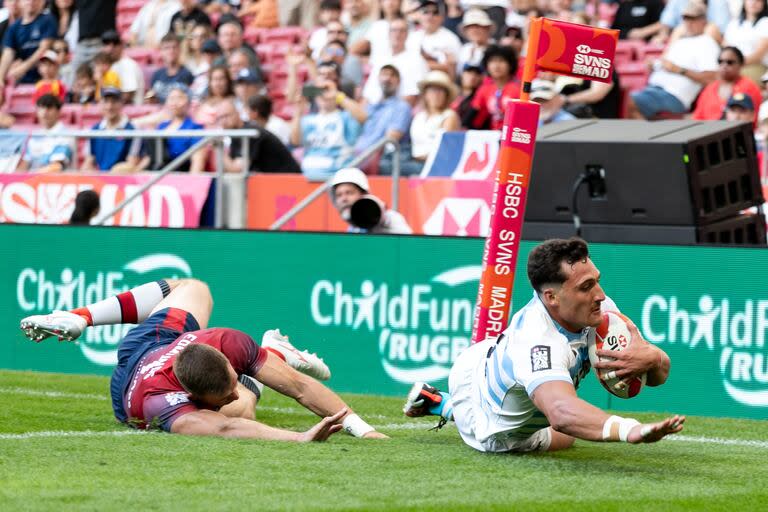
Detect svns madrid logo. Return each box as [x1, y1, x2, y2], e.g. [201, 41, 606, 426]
[310, 266, 481, 383]
[16, 254, 192, 366]
[572, 44, 611, 79]
[642, 295, 768, 407]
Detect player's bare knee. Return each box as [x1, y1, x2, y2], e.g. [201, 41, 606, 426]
[177, 279, 213, 308]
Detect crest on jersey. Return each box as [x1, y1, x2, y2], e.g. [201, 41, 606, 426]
[164, 392, 189, 406]
[530, 345, 552, 372]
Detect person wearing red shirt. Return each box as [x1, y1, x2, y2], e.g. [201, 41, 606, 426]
[462, 45, 521, 130]
[20, 278, 387, 442]
[692, 46, 762, 125]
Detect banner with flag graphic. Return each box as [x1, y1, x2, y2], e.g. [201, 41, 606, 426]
[420, 131, 501, 180]
[533, 18, 619, 84]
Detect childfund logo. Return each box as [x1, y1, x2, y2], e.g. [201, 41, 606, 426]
[310, 266, 481, 383]
[642, 295, 768, 407]
[16, 254, 192, 366]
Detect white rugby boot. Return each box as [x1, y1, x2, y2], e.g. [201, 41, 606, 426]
[20, 311, 88, 343]
[261, 329, 331, 381]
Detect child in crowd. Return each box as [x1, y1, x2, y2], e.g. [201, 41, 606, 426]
[92, 52, 121, 101]
[33, 50, 67, 104]
[66, 64, 97, 104]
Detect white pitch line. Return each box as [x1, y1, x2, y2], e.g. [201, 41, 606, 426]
[668, 434, 768, 449]
[0, 387, 108, 401]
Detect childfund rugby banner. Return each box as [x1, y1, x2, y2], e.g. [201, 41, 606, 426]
[1, 224, 768, 420]
[0, 173, 212, 227]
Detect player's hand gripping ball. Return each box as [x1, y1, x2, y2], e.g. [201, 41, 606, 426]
[588, 311, 647, 399]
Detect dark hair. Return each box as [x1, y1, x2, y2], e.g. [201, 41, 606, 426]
[161, 32, 180, 45]
[721, 46, 745, 65]
[53, 37, 69, 52]
[92, 51, 113, 65]
[247, 94, 272, 118]
[320, 0, 342, 10]
[217, 16, 243, 33]
[207, 65, 234, 98]
[49, 0, 75, 24]
[527, 237, 589, 292]
[69, 190, 100, 224]
[325, 38, 347, 51]
[75, 63, 94, 80]
[317, 60, 341, 78]
[36, 93, 62, 109]
[173, 344, 232, 398]
[740, 0, 768, 26]
[380, 63, 401, 79]
[482, 45, 519, 77]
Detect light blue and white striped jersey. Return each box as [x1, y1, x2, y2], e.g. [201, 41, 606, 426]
[473, 292, 618, 443]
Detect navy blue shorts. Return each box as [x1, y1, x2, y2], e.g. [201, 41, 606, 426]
[109, 307, 200, 422]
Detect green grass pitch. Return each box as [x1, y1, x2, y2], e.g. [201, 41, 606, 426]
[1, 369, 767, 511]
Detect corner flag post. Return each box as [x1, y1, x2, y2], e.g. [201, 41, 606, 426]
[471, 18, 619, 343]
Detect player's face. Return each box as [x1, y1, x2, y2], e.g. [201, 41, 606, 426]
[550, 258, 605, 331]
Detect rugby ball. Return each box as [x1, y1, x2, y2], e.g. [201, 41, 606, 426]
[588, 311, 646, 399]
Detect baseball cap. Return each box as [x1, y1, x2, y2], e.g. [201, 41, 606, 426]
[236, 68, 261, 84]
[201, 38, 221, 54]
[413, 0, 439, 12]
[460, 9, 493, 30]
[681, 0, 706, 18]
[101, 86, 122, 99]
[529, 79, 558, 102]
[101, 29, 122, 44]
[727, 93, 755, 111]
[39, 50, 59, 62]
[462, 63, 483, 73]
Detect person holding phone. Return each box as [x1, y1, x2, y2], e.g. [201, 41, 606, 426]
[290, 73, 367, 181]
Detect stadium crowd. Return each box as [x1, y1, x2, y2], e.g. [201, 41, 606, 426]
[1, 0, 767, 177]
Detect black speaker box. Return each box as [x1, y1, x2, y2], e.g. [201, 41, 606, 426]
[526, 120, 763, 227]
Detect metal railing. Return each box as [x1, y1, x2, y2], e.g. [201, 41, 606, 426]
[270, 137, 401, 231]
[13, 128, 259, 228]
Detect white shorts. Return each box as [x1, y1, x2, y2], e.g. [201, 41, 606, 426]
[448, 339, 551, 453]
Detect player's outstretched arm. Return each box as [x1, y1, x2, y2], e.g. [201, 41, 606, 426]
[170, 408, 346, 442]
[594, 320, 671, 386]
[254, 352, 388, 439]
[532, 381, 684, 443]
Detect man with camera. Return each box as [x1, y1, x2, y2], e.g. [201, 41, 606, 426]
[330, 167, 412, 235]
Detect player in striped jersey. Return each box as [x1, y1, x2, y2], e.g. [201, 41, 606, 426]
[404, 238, 684, 452]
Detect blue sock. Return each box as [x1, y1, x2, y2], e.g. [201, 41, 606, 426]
[428, 392, 454, 420]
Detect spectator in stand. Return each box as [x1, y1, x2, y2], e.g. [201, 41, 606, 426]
[0, 0, 56, 89]
[82, 87, 147, 173]
[280, 0, 320, 31]
[50, 0, 77, 51]
[291, 77, 367, 181]
[350, 0, 405, 61]
[362, 17, 428, 105]
[451, 63, 484, 122]
[724, 93, 757, 122]
[239, 0, 279, 29]
[309, 1, 344, 60]
[91, 51, 120, 101]
[194, 65, 235, 127]
[17, 94, 74, 173]
[216, 98, 300, 173]
[318, 40, 363, 95]
[343, 0, 374, 46]
[693, 47, 762, 124]
[627, 2, 719, 119]
[405, 70, 459, 175]
[463, 0, 507, 40]
[355, 64, 412, 175]
[611, 0, 665, 41]
[200, 0, 239, 16]
[183, 23, 213, 81]
[33, 49, 66, 103]
[498, 22, 525, 57]
[529, 79, 576, 125]
[654, 0, 729, 43]
[0, 0, 21, 46]
[247, 94, 291, 146]
[443, 0, 464, 38]
[457, 9, 494, 75]
[155, 85, 207, 173]
[462, 45, 520, 130]
[552, 71, 622, 119]
[170, 0, 212, 40]
[52, 38, 73, 87]
[723, 0, 768, 84]
[73, 0, 116, 73]
[66, 63, 96, 104]
[149, 33, 194, 104]
[213, 19, 261, 80]
[411, 0, 462, 79]
[101, 30, 144, 106]
[227, 47, 258, 83]
[69, 190, 100, 224]
[233, 68, 265, 120]
[129, 0, 182, 49]
[190, 38, 221, 99]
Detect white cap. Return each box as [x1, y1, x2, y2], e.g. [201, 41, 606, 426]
[530, 79, 558, 101]
[330, 167, 369, 192]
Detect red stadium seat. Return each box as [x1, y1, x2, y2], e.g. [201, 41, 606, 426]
[244, 26, 262, 46]
[636, 42, 666, 63]
[117, 15, 134, 37]
[261, 27, 307, 45]
[125, 47, 155, 66]
[78, 105, 103, 127]
[141, 64, 161, 90]
[7, 84, 36, 109]
[124, 104, 160, 118]
[61, 104, 83, 125]
[8, 105, 37, 124]
[617, 61, 649, 92]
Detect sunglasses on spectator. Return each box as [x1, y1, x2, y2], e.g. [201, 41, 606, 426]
[422, 9, 440, 16]
[718, 59, 738, 65]
[682, 15, 702, 20]
[323, 47, 345, 57]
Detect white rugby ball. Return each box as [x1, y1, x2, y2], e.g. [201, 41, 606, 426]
[588, 311, 646, 399]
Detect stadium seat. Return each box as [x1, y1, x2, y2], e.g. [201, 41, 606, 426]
[124, 104, 160, 118]
[244, 26, 262, 46]
[60, 104, 83, 125]
[78, 105, 103, 128]
[636, 42, 666, 62]
[117, 15, 134, 37]
[616, 61, 649, 92]
[6, 84, 36, 109]
[125, 47, 155, 66]
[261, 27, 307, 45]
[141, 64, 161, 89]
[8, 105, 37, 124]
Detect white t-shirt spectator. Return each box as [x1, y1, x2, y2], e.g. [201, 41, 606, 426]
[266, 115, 291, 146]
[362, 48, 429, 104]
[457, 43, 488, 74]
[364, 19, 420, 63]
[22, 122, 76, 170]
[648, 33, 720, 108]
[410, 109, 452, 159]
[111, 56, 146, 105]
[308, 27, 327, 60]
[129, 0, 181, 48]
[410, 27, 462, 66]
[724, 17, 768, 66]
